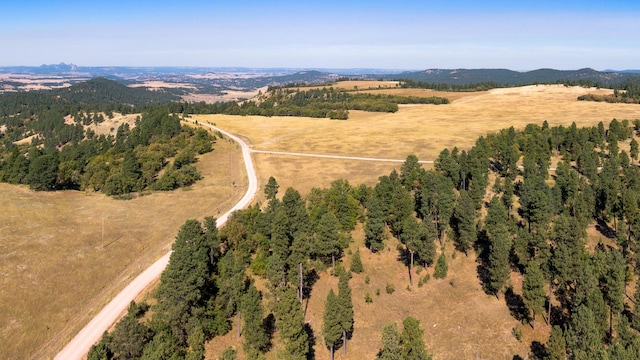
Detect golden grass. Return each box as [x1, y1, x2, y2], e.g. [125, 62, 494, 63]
[1, 137, 245, 359]
[195, 85, 640, 164]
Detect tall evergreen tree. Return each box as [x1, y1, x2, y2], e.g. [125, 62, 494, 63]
[522, 262, 547, 327]
[453, 190, 476, 255]
[264, 176, 279, 201]
[337, 270, 354, 355]
[242, 283, 269, 359]
[315, 211, 342, 268]
[417, 171, 455, 243]
[400, 317, 431, 360]
[546, 325, 567, 360]
[153, 219, 210, 346]
[365, 195, 387, 252]
[377, 323, 402, 360]
[322, 289, 342, 360]
[274, 286, 309, 360]
[350, 248, 364, 274]
[487, 221, 511, 298]
[565, 305, 605, 359]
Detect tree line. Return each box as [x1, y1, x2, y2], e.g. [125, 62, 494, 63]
[0, 108, 215, 196]
[165, 87, 448, 120]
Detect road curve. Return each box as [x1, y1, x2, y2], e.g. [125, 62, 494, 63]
[54, 123, 258, 360]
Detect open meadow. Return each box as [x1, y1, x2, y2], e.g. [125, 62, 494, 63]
[0, 136, 245, 359]
[197, 85, 640, 162]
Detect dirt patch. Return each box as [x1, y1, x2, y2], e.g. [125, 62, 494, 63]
[182, 86, 269, 103]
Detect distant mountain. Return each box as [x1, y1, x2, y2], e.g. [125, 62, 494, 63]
[388, 68, 639, 86]
[2, 64, 640, 92]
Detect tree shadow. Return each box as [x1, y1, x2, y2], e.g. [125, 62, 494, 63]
[304, 323, 316, 360]
[595, 218, 616, 239]
[263, 313, 276, 350]
[505, 286, 527, 321]
[303, 269, 320, 300]
[474, 229, 493, 295]
[530, 341, 547, 359]
[396, 244, 410, 267]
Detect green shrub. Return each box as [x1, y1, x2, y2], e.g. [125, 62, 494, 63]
[365, 293, 373, 303]
[434, 253, 448, 279]
[385, 283, 395, 294]
[350, 249, 364, 273]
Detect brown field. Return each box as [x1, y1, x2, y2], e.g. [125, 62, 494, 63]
[0, 137, 245, 359]
[195, 84, 640, 164]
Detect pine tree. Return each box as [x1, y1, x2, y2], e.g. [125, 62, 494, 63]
[322, 289, 342, 360]
[242, 283, 269, 358]
[522, 262, 547, 328]
[565, 305, 605, 359]
[315, 212, 342, 268]
[337, 270, 354, 355]
[434, 252, 448, 279]
[417, 171, 455, 243]
[632, 279, 640, 331]
[153, 219, 210, 345]
[630, 138, 638, 164]
[264, 176, 279, 200]
[487, 221, 511, 298]
[453, 190, 476, 255]
[350, 249, 364, 273]
[274, 286, 309, 360]
[377, 323, 402, 360]
[400, 317, 431, 360]
[399, 216, 422, 285]
[365, 195, 386, 252]
[604, 249, 626, 339]
[546, 325, 566, 360]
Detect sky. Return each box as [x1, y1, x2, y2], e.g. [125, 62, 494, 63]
[1, 0, 639, 70]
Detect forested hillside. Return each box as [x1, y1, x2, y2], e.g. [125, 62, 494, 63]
[0, 78, 217, 196]
[91, 118, 640, 359]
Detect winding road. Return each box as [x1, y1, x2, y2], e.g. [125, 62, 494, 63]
[54, 123, 258, 360]
[54, 120, 426, 359]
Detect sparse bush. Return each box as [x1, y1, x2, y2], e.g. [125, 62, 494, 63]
[365, 293, 373, 303]
[365, 275, 370, 284]
[386, 283, 395, 294]
[376, 288, 380, 296]
[418, 273, 430, 287]
[512, 325, 523, 342]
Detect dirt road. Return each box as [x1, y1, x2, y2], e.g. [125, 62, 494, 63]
[54, 123, 258, 360]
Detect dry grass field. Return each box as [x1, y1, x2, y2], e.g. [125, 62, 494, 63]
[0, 136, 245, 359]
[195, 85, 640, 164]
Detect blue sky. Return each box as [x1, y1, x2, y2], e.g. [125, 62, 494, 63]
[1, 0, 639, 70]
